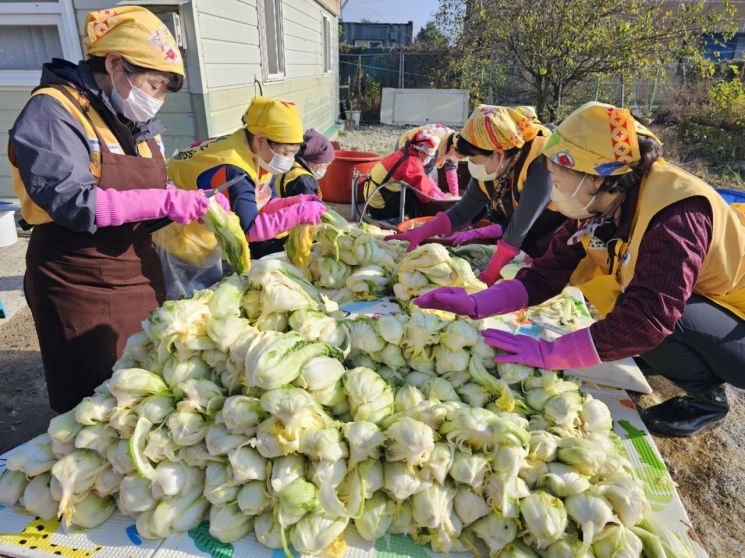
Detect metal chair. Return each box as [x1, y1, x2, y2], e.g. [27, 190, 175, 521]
[350, 169, 443, 227]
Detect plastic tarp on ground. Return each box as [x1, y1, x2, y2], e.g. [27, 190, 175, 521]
[0, 290, 708, 558]
[0, 383, 707, 558]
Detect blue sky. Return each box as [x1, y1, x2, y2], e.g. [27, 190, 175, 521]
[340, 0, 439, 35]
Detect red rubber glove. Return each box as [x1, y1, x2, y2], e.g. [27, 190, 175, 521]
[412, 279, 529, 319]
[479, 239, 521, 286]
[385, 212, 452, 253]
[447, 223, 504, 246]
[482, 328, 601, 370]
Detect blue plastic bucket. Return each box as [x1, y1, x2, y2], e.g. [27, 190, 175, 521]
[716, 188, 745, 205]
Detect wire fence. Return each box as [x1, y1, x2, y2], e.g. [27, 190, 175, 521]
[339, 48, 737, 121]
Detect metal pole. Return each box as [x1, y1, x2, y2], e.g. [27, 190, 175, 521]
[648, 64, 661, 113]
[620, 77, 625, 107]
[351, 171, 359, 221]
[399, 50, 405, 88]
[594, 78, 600, 101]
[399, 186, 406, 224]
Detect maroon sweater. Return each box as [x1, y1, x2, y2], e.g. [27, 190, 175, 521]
[516, 184, 713, 361]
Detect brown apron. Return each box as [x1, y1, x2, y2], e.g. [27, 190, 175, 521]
[24, 87, 167, 412]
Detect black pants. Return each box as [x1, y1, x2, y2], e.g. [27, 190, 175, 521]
[368, 191, 418, 222]
[518, 210, 568, 259]
[249, 237, 287, 260]
[636, 294, 745, 394]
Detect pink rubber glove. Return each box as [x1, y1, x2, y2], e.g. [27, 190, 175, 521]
[262, 194, 322, 215]
[479, 239, 521, 286]
[447, 223, 504, 246]
[482, 328, 601, 370]
[95, 187, 210, 227]
[385, 212, 452, 253]
[213, 192, 231, 213]
[445, 168, 459, 196]
[248, 201, 326, 242]
[431, 187, 449, 201]
[413, 279, 529, 319]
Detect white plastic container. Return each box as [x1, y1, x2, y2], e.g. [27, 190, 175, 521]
[0, 211, 18, 247]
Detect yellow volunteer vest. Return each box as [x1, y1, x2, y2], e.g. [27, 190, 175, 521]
[365, 160, 392, 209]
[161, 130, 281, 261]
[477, 135, 555, 212]
[397, 124, 455, 169]
[168, 129, 260, 190]
[574, 160, 745, 320]
[9, 84, 164, 226]
[276, 161, 315, 198]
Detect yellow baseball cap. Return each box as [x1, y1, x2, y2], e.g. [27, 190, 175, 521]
[543, 101, 660, 176]
[85, 6, 184, 78]
[242, 96, 304, 144]
[460, 105, 540, 152]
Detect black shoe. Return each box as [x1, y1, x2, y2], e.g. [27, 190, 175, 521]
[641, 386, 729, 437]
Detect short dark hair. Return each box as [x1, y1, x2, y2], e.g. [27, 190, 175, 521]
[455, 134, 519, 159]
[86, 55, 183, 92]
[600, 135, 663, 194]
[245, 130, 301, 149]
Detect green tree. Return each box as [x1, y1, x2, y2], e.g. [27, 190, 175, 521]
[416, 21, 448, 48]
[437, 0, 736, 119]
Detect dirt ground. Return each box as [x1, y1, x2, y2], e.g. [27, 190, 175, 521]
[1, 124, 743, 557]
[635, 380, 745, 557]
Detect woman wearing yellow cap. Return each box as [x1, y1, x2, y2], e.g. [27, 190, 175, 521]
[168, 97, 327, 259]
[416, 101, 745, 437]
[389, 106, 565, 284]
[7, 6, 217, 412]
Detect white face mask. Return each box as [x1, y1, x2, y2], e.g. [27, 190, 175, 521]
[259, 142, 295, 175]
[551, 174, 596, 219]
[312, 166, 327, 180]
[422, 156, 433, 166]
[468, 153, 499, 181]
[110, 72, 164, 122]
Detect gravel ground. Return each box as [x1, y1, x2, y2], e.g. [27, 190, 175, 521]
[0, 125, 743, 556]
[336, 123, 410, 154]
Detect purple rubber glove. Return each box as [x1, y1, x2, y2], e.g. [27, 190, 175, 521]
[248, 200, 326, 242]
[445, 168, 459, 196]
[482, 328, 601, 370]
[95, 187, 210, 227]
[447, 223, 504, 246]
[479, 239, 521, 286]
[412, 279, 529, 319]
[262, 194, 322, 215]
[385, 212, 452, 252]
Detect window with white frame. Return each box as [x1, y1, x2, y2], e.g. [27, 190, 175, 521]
[322, 15, 332, 74]
[0, 0, 82, 87]
[259, 0, 285, 80]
